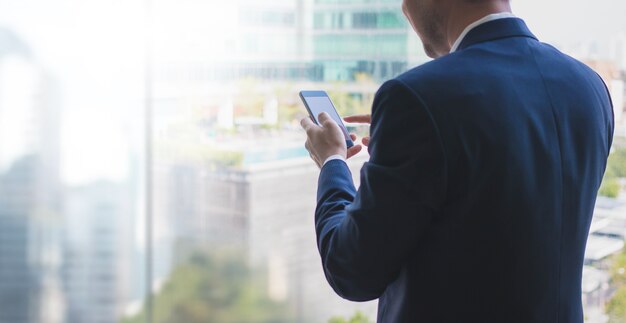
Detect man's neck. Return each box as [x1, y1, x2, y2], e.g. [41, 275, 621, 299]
[443, 2, 513, 54]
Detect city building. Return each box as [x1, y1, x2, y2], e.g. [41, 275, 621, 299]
[0, 28, 63, 323]
[62, 181, 136, 323]
[152, 0, 427, 85]
[145, 1, 625, 322]
[582, 196, 626, 323]
[153, 141, 376, 322]
[147, 2, 425, 313]
[311, 0, 426, 81]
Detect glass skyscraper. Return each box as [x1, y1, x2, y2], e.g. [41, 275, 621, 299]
[311, 0, 426, 81]
[0, 27, 62, 323]
[161, 0, 426, 83]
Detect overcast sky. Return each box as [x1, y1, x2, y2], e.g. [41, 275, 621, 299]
[513, 0, 626, 45]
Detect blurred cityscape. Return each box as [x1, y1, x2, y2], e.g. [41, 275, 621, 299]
[0, 0, 625, 322]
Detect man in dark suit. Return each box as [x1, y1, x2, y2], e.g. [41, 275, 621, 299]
[300, 0, 614, 321]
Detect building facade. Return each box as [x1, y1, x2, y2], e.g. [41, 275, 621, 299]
[311, 0, 425, 81]
[0, 28, 63, 323]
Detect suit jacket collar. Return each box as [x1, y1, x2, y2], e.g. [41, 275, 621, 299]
[456, 18, 538, 52]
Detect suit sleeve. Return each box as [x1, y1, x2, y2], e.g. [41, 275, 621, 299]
[315, 79, 447, 301]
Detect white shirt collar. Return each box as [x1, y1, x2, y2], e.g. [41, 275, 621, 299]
[449, 12, 516, 53]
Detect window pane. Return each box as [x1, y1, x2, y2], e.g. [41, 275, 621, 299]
[0, 1, 145, 323]
[0, 0, 625, 323]
[140, 0, 426, 322]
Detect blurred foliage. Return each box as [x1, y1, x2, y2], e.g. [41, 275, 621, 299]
[603, 147, 626, 321]
[121, 251, 292, 323]
[154, 105, 245, 168]
[154, 76, 379, 168]
[229, 76, 377, 127]
[599, 147, 626, 198]
[327, 88, 373, 118]
[607, 286, 626, 323]
[600, 178, 621, 198]
[328, 311, 373, 323]
[610, 246, 626, 288]
[605, 147, 626, 179]
[155, 140, 243, 169]
[275, 83, 306, 127]
[607, 247, 626, 322]
[354, 72, 375, 84]
[235, 77, 266, 117]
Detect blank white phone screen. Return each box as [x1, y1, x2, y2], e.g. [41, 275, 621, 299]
[304, 96, 350, 139]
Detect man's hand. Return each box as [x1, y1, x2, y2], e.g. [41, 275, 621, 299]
[301, 112, 363, 168]
[344, 114, 371, 147]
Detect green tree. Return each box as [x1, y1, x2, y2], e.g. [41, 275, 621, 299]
[327, 85, 374, 118]
[235, 77, 266, 117]
[121, 251, 292, 323]
[328, 311, 373, 323]
[610, 247, 626, 289]
[606, 148, 626, 178]
[607, 287, 626, 323]
[600, 177, 622, 198]
[607, 247, 626, 322]
[599, 147, 626, 198]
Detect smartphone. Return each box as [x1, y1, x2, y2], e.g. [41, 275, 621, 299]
[299, 91, 354, 148]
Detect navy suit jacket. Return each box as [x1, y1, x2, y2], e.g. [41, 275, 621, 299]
[315, 18, 614, 322]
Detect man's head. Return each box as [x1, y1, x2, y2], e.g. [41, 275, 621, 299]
[402, 0, 512, 58]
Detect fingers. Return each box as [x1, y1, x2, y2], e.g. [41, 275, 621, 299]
[318, 113, 344, 137]
[349, 133, 370, 147]
[304, 140, 321, 168]
[343, 114, 371, 124]
[349, 133, 369, 148]
[317, 112, 337, 128]
[346, 144, 362, 159]
[300, 116, 318, 134]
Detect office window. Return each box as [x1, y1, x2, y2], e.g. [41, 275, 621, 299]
[0, 1, 625, 323]
[352, 12, 378, 29]
[314, 11, 406, 30]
